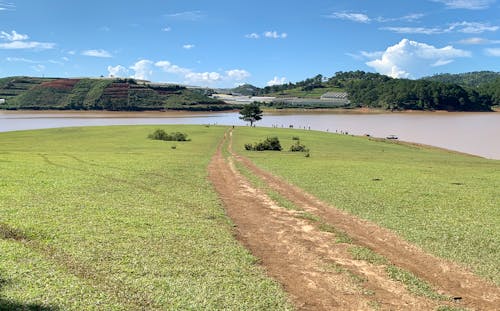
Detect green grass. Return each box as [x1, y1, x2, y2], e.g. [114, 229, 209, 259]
[0, 125, 292, 310]
[386, 265, 447, 300]
[233, 127, 500, 285]
[349, 246, 388, 265]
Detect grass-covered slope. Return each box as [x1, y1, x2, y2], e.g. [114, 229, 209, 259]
[0, 126, 291, 310]
[233, 127, 500, 285]
[0, 77, 234, 111]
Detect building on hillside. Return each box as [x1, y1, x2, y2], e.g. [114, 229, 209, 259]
[0, 99, 5, 104]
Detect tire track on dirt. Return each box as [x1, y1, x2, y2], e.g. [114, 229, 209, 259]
[208, 130, 446, 310]
[223, 129, 499, 311]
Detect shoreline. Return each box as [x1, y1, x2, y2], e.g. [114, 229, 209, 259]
[1, 107, 499, 115]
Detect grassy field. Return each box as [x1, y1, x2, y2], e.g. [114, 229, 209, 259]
[0, 125, 292, 310]
[232, 127, 500, 285]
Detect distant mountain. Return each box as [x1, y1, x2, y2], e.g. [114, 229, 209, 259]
[229, 84, 262, 96]
[422, 71, 500, 88]
[0, 77, 235, 111]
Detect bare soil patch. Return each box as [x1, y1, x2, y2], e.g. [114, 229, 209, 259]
[208, 129, 500, 310]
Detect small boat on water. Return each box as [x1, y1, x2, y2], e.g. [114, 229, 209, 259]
[386, 135, 398, 140]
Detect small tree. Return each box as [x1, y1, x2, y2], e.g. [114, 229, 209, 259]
[239, 102, 263, 126]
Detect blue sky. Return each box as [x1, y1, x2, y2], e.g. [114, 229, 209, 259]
[1, 0, 499, 87]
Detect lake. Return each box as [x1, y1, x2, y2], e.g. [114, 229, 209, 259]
[1, 110, 499, 160]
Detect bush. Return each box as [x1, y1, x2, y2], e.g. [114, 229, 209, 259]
[148, 129, 190, 141]
[245, 137, 282, 151]
[289, 140, 309, 152]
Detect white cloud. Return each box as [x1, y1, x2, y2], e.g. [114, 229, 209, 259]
[366, 39, 470, 78]
[185, 72, 222, 84]
[155, 60, 250, 86]
[62, 56, 69, 62]
[267, 76, 287, 86]
[165, 10, 203, 21]
[182, 44, 195, 50]
[162, 27, 172, 32]
[0, 30, 28, 41]
[0, 30, 55, 50]
[326, 12, 371, 23]
[0, 41, 55, 50]
[154, 60, 190, 75]
[245, 33, 260, 39]
[225, 69, 251, 81]
[485, 48, 500, 56]
[130, 59, 153, 80]
[264, 31, 287, 39]
[82, 49, 112, 58]
[432, 0, 495, 9]
[107, 65, 129, 77]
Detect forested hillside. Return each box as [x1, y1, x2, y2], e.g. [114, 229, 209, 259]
[422, 71, 500, 88]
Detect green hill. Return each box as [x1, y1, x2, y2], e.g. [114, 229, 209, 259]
[0, 77, 235, 111]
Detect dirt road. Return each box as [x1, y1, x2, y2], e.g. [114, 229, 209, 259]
[208, 129, 499, 310]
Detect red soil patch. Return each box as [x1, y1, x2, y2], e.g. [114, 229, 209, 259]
[208, 129, 500, 311]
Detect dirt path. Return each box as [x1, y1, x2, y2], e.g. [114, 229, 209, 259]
[208, 130, 499, 310]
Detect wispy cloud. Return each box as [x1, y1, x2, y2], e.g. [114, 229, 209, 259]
[0, 41, 55, 50]
[165, 10, 203, 21]
[431, 0, 495, 10]
[485, 47, 500, 56]
[162, 27, 172, 32]
[31, 64, 45, 72]
[6, 57, 39, 63]
[325, 12, 424, 24]
[7, 57, 65, 66]
[382, 22, 499, 35]
[0, 1, 15, 11]
[381, 26, 445, 35]
[457, 37, 500, 44]
[325, 12, 371, 23]
[365, 39, 470, 78]
[450, 21, 499, 33]
[82, 49, 112, 58]
[375, 13, 425, 22]
[182, 44, 195, 50]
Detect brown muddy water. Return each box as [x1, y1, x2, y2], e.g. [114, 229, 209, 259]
[1, 110, 499, 159]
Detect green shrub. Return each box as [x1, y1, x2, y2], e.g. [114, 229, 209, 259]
[245, 137, 282, 151]
[289, 140, 309, 152]
[148, 129, 190, 141]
